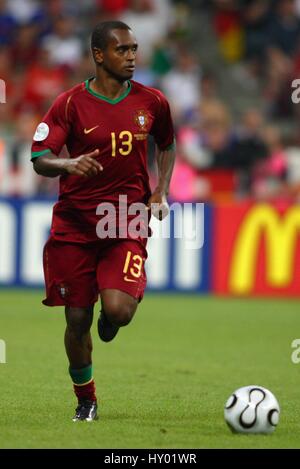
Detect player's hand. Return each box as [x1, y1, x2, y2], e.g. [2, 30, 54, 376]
[64, 149, 103, 178]
[146, 190, 169, 221]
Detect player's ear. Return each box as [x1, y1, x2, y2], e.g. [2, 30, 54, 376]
[93, 48, 104, 65]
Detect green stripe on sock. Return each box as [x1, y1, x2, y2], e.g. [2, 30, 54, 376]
[69, 364, 93, 385]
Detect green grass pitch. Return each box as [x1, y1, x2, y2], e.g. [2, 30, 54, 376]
[0, 290, 300, 448]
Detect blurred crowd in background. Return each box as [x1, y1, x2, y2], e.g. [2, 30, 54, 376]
[1, 0, 300, 203]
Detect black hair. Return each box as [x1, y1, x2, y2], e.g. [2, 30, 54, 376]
[91, 21, 131, 51]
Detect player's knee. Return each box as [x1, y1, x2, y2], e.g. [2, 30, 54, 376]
[65, 306, 93, 339]
[105, 301, 137, 327]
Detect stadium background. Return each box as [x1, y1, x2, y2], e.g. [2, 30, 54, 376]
[1, 0, 300, 449]
[2, 0, 300, 295]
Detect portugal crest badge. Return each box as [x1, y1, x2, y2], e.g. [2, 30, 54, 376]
[134, 110, 149, 131]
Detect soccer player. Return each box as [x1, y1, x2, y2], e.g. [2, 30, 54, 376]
[31, 21, 175, 421]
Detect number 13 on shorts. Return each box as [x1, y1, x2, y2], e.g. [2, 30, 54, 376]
[123, 250, 143, 281]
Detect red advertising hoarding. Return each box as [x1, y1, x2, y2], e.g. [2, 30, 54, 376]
[213, 202, 300, 296]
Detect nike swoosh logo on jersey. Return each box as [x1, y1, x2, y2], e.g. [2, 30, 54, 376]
[84, 125, 99, 134]
[124, 276, 138, 283]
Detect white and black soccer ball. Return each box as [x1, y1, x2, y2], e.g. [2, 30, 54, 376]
[224, 385, 280, 434]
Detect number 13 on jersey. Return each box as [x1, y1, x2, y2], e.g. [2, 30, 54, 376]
[111, 131, 133, 157]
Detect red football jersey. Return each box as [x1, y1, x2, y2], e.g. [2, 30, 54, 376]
[31, 79, 174, 241]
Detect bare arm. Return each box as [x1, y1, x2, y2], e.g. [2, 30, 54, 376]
[154, 146, 176, 196]
[33, 149, 103, 178]
[147, 146, 176, 220]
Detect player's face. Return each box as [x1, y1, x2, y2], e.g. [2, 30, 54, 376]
[97, 29, 138, 82]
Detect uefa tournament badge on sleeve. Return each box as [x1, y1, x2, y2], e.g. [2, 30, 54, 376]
[33, 123, 50, 141]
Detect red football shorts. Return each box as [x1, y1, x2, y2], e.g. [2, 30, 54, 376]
[42, 237, 148, 307]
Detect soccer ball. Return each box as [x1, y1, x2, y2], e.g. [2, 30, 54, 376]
[224, 385, 280, 434]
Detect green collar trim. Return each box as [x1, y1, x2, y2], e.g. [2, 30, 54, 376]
[85, 78, 132, 104]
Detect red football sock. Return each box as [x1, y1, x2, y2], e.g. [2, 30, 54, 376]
[73, 379, 97, 402]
